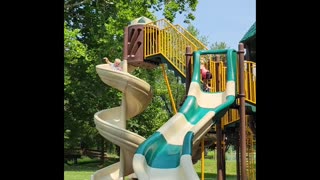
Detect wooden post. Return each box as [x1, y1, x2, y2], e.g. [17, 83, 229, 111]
[238, 43, 247, 180]
[216, 121, 223, 180]
[185, 46, 192, 95]
[100, 137, 105, 165]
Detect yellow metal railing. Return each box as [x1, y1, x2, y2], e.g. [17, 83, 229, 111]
[220, 61, 256, 126]
[144, 23, 160, 57]
[200, 58, 256, 105]
[236, 60, 256, 105]
[221, 109, 240, 126]
[144, 19, 206, 78]
[207, 61, 225, 92]
[173, 24, 208, 51]
[244, 61, 256, 104]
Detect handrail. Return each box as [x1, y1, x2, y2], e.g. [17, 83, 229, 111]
[144, 19, 203, 78]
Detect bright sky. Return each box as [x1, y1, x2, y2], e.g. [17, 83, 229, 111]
[154, 0, 256, 50]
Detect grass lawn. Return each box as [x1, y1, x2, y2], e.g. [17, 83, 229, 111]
[64, 151, 238, 180]
[64, 156, 119, 180]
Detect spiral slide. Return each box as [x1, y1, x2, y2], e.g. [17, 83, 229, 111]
[91, 61, 153, 180]
[133, 49, 237, 180]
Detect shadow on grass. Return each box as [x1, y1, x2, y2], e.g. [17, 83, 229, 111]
[64, 157, 119, 172]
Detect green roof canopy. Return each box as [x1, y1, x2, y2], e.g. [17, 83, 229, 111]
[240, 22, 256, 43]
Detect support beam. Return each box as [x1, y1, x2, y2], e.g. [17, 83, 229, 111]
[238, 43, 247, 180]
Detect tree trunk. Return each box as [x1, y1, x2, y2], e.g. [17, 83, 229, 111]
[100, 136, 105, 165]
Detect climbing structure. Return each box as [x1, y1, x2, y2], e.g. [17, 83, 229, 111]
[92, 16, 256, 180]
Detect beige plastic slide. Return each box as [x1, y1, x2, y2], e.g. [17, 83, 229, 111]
[91, 61, 153, 180]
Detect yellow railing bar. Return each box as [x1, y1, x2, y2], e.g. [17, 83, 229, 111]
[161, 64, 177, 114]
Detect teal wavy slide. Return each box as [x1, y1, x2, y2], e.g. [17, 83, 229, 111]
[133, 49, 237, 180]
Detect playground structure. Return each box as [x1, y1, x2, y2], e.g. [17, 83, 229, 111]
[92, 17, 256, 180]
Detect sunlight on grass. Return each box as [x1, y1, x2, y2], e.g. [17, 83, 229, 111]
[64, 171, 94, 180]
[193, 159, 237, 179]
[193, 150, 237, 179]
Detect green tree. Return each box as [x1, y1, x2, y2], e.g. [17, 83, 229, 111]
[210, 41, 229, 50]
[210, 42, 229, 63]
[64, 23, 91, 149]
[186, 25, 230, 51]
[128, 66, 185, 138]
[64, 0, 199, 151]
[154, 0, 199, 23]
[64, 23, 119, 149]
[186, 24, 209, 47]
[64, 0, 199, 55]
